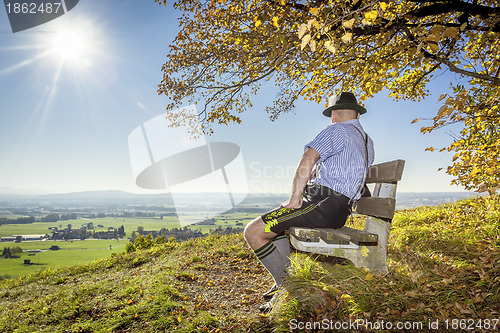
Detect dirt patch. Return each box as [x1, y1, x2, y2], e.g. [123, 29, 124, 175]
[176, 251, 274, 319]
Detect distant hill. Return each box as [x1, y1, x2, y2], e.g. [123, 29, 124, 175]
[395, 191, 483, 209]
[0, 189, 482, 209]
[0, 187, 50, 196]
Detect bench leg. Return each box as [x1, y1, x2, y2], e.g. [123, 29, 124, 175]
[362, 216, 391, 273]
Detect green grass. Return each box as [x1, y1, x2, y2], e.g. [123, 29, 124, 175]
[0, 239, 129, 278]
[0, 235, 272, 332]
[271, 195, 500, 332]
[1, 196, 498, 332]
[0, 222, 54, 237]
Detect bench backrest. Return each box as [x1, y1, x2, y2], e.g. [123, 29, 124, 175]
[353, 159, 405, 221]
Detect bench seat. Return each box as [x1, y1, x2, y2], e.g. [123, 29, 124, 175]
[289, 159, 405, 273]
[290, 226, 378, 246]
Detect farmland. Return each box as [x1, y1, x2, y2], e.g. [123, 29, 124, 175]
[0, 239, 129, 278]
[0, 212, 256, 279]
[0, 213, 254, 238]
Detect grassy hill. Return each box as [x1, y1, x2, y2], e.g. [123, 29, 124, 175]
[0, 195, 498, 332]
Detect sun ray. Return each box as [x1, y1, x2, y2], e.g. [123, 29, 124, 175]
[0, 50, 51, 76]
[20, 58, 65, 143]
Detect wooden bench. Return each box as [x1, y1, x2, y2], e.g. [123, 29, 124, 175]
[289, 159, 405, 274]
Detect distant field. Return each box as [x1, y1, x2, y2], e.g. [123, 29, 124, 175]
[0, 222, 52, 237]
[77, 216, 181, 237]
[0, 213, 29, 219]
[0, 212, 259, 278]
[0, 212, 257, 238]
[0, 217, 180, 238]
[0, 239, 129, 278]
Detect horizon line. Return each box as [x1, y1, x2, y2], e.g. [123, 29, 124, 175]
[0, 189, 481, 196]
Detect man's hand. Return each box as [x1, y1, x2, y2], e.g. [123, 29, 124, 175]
[280, 197, 303, 209]
[309, 168, 317, 181]
[285, 148, 320, 209]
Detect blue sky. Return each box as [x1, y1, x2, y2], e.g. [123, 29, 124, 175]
[0, 0, 467, 195]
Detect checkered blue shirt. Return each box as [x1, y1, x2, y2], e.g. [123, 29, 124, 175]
[305, 119, 375, 201]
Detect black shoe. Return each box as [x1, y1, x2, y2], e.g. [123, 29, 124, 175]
[262, 284, 278, 301]
[259, 302, 272, 313]
[259, 293, 278, 313]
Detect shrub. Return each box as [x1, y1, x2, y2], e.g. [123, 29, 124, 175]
[125, 242, 136, 253]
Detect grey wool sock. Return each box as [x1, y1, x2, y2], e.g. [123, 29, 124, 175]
[254, 241, 288, 287]
[271, 234, 291, 267]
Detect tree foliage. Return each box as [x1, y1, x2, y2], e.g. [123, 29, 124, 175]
[155, 0, 499, 193]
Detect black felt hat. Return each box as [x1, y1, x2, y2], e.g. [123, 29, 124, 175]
[322, 92, 367, 117]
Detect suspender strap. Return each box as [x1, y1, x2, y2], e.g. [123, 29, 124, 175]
[349, 125, 369, 205]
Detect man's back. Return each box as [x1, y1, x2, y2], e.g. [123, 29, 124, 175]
[306, 118, 375, 201]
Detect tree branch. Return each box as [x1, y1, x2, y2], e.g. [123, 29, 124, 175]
[400, 24, 500, 85]
[409, 0, 500, 19]
[429, 55, 500, 85]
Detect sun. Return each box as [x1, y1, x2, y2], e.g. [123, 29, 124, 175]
[0, 18, 100, 77]
[48, 25, 94, 67]
[52, 30, 86, 59]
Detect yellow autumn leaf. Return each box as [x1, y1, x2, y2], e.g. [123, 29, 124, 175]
[442, 27, 459, 40]
[341, 32, 353, 43]
[339, 63, 350, 72]
[177, 316, 182, 323]
[364, 10, 378, 21]
[342, 18, 355, 29]
[310, 7, 319, 16]
[255, 20, 261, 27]
[380, 2, 387, 10]
[340, 293, 351, 300]
[272, 17, 279, 28]
[324, 41, 337, 54]
[428, 42, 439, 53]
[301, 34, 311, 50]
[438, 105, 449, 116]
[298, 23, 308, 39]
[312, 20, 321, 30]
[365, 273, 374, 281]
[309, 39, 316, 52]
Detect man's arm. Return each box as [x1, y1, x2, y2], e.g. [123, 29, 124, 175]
[282, 147, 320, 209]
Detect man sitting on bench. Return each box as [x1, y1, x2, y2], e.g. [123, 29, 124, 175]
[244, 92, 375, 313]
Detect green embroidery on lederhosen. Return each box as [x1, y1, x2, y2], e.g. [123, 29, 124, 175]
[267, 207, 293, 218]
[264, 219, 278, 233]
[263, 203, 317, 232]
